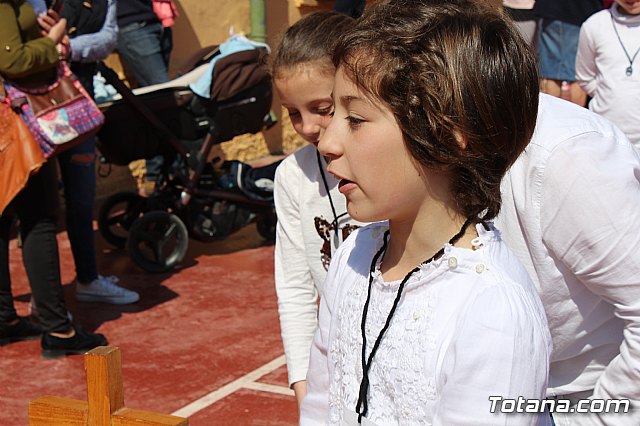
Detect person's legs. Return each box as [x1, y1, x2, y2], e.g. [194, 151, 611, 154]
[569, 82, 587, 107]
[57, 138, 98, 285]
[540, 78, 562, 97]
[0, 212, 43, 344]
[14, 161, 71, 334]
[117, 21, 170, 197]
[13, 162, 109, 355]
[57, 138, 139, 304]
[160, 26, 173, 70]
[0, 213, 18, 325]
[538, 19, 585, 106]
[117, 21, 169, 87]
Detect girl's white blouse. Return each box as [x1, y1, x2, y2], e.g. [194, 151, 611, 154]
[301, 222, 552, 425]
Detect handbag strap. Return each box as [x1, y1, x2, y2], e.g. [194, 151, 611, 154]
[8, 64, 66, 95]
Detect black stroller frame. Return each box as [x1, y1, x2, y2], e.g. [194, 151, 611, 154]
[95, 47, 277, 273]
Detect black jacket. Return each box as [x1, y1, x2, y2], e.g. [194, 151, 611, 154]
[116, 0, 157, 27]
[534, 0, 603, 26]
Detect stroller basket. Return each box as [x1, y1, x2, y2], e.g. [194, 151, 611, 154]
[96, 47, 272, 166]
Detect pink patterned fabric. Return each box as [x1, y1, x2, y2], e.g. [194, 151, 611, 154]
[3, 63, 104, 159]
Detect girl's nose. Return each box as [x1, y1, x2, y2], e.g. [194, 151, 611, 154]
[318, 119, 342, 160]
[301, 118, 321, 141]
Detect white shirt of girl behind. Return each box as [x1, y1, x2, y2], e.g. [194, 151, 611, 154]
[274, 144, 363, 386]
[576, 4, 640, 146]
[301, 222, 552, 425]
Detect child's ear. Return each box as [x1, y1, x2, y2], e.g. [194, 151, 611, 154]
[454, 131, 468, 150]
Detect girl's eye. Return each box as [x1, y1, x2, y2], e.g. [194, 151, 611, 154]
[345, 115, 364, 129]
[287, 109, 300, 118]
[316, 106, 334, 116]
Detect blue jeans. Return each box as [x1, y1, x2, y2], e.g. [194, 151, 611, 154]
[160, 26, 173, 71]
[57, 138, 98, 284]
[117, 21, 170, 87]
[117, 20, 171, 184]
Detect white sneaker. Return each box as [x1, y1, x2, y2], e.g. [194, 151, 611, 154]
[75, 275, 140, 305]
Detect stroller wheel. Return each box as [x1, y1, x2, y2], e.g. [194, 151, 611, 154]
[256, 210, 277, 242]
[127, 211, 189, 273]
[98, 191, 147, 248]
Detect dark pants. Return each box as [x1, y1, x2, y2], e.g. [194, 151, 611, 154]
[58, 138, 98, 284]
[60, 65, 99, 284]
[0, 162, 72, 333]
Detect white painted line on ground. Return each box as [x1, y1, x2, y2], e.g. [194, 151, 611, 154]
[171, 355, 287, 418]
[244, 381, 294, 396]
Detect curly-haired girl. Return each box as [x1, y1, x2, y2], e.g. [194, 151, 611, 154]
[301, 0, 552, 424]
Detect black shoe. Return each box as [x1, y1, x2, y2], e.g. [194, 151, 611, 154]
[0, 317, 43, 346]
[41, 327, 108, 359]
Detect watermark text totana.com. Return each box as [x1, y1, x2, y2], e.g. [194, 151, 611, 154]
[488, 396, 630, 414]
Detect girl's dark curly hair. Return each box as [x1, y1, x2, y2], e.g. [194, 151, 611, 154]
[270, 10, 355, 79]
[333, 0, 539, 220]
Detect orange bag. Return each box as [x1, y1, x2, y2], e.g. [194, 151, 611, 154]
[0, 93, 46, 215]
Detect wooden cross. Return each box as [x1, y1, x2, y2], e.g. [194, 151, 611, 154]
[29, 346, 188, 426]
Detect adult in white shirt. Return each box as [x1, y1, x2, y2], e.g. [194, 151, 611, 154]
[497, 93, 640, 426]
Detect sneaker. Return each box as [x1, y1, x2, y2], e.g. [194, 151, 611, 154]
[41, 327, 108, 359]
[75, 275, 140, 305]
[0, 317, 42, 346]
[98, 275, 120, 285]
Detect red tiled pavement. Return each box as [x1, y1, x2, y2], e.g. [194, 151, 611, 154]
[0, 220, 298, 425]
[187, 389, 298, 425]
[257, 365, 290, 388]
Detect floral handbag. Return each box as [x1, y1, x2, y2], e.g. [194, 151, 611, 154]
[3, 62, 105, 159]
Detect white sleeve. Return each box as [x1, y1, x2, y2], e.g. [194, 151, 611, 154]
[299, 238, 347, 425]
[435, 283, 550, 426]
[540, 134, 640, 425]
[575, 20, 598, 97]
[274, 162, 319, 386]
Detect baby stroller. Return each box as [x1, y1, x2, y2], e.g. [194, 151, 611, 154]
[95, 43, 277, 273]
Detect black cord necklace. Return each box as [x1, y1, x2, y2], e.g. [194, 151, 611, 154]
[611, 11, 640, 77]
[355, 218, 473, 422]
[316, 150, 348, 235]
